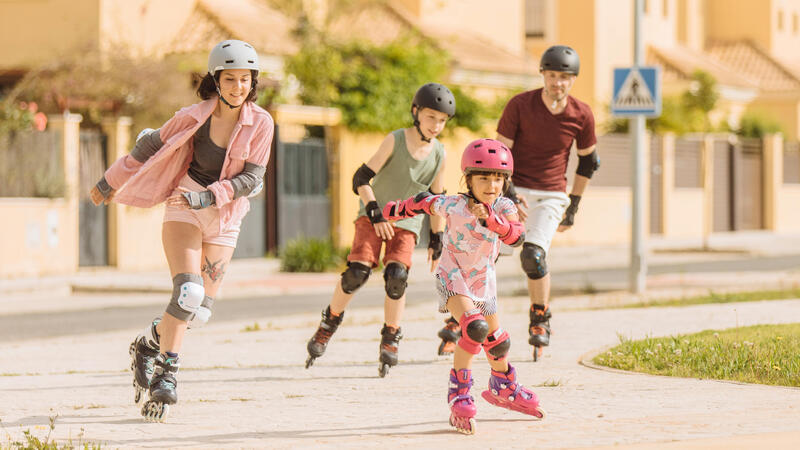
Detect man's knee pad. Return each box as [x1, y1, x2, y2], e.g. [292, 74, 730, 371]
[520, 243, 548, 280]
[383, 262, 408, 300]
[482, 328, 511, 361]
[189, 295, 214, 329]
[341, 262, 371, 294]
[166, 273, 204, 321]
[457, 309, 489, 354]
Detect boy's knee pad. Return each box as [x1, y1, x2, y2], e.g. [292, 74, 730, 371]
[482, 328, 511, 361]
[189, 295, 214, 328]
[166, 273, 204, 321]
[383, 262, 408, 300]
[458, 309, 489, 354]
[341, 262, 371, 294]
[520, 243, 548, 280]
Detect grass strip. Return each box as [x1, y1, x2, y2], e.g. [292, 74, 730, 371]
[593, 323, 800, 387]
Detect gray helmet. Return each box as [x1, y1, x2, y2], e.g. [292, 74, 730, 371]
[412, 83, 456, 118]
[540, 45, 580, 75]
[207, 40, 260, 76]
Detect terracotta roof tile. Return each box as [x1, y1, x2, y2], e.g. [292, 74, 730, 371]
[706, 40, 800, 92]
[648, 44, 755, 89]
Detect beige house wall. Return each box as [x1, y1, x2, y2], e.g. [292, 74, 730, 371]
[98, 0, 196, 57]
[677, 0, 704, 51]
[0, 114, 82, 278]
[0, 0, 101, 69]
[770, 0, 800, 65]
[405, 0, 526, 55]
[552, 187, 632, 246]
[705, 0, 771, 48]
[777, 185, 800, 232]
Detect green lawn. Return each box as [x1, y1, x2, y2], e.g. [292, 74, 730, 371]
[623, 288, 800, 309]
[593, 323, 800, 387]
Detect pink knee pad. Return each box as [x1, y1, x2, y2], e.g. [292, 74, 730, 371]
[457, 309, 489, 355]
[482, 328, 511, 361]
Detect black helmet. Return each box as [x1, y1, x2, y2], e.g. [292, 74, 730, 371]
[540, 45, 580, 75]
[412, 83, 456, 118]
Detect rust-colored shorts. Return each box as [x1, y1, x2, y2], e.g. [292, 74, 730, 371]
[347, 216, 416, 268]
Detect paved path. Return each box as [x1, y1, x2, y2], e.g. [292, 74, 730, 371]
[1, 296, 799, 448]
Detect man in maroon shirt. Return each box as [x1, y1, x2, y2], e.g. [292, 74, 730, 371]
[496, 45, 599, 361]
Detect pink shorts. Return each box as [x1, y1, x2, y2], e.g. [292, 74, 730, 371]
[163, 174, 241, 248]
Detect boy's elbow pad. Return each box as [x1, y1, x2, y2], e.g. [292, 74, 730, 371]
[352, 164, 376, 194]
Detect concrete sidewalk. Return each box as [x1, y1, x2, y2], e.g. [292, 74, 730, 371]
[1, 296, 799, 448]
[1, 231, 800, 448]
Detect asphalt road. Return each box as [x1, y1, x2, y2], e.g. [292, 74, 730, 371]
[2, 254, 798, 342]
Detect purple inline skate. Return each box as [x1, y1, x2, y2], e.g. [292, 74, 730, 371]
[481, 364, 545, 419]
[448, 368, 477, 434]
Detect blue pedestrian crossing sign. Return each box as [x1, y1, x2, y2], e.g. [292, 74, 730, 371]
[611, 66, 661, 116]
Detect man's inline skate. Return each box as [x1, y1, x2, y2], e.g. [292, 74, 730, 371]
[305, 306, 344, 368]
[528, 304, 551, 361]
[436, 316, 461, 355]
[448, 368, 477, 434]
[141, 353, 180, 422]
[378, 324, 402, 377]
[129, 318, 160, 404]
[481, 364, 545, 419]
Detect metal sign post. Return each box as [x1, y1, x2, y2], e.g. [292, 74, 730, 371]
[610, 0, 662, 294]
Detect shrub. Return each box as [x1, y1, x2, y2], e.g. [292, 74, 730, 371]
[285, 36, 489, 133]
[736, 111, 784, 138]
[280, 238, 346, 272]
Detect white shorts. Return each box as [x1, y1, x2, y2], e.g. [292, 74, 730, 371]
[516, 187, 569, 252]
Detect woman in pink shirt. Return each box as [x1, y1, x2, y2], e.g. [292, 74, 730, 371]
[383, 139, 545, 434]
[89, 40, 273, 422]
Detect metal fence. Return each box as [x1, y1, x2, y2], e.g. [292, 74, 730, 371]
[0, 129, 63, 197]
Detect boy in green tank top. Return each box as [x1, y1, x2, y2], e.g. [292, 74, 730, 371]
[305, 83, 456, 377]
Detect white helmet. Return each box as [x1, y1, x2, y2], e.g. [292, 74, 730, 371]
[207, 40, 260, 76]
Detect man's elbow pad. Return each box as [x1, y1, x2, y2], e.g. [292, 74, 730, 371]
[576, 150, 600, 178]
[352, 164, 376, 195]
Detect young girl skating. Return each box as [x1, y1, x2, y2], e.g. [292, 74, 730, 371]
[383, 138, 545, 434]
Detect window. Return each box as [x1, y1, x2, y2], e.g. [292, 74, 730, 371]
[778, 9, 784, 31]
[793, 13, 798, 34]
[663, 0, 669, 18]
[643, 0, 649, 14]
[526, 0, 546, 38]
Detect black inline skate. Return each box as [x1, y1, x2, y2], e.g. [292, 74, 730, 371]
[141, 353, 180, 422]
[305, 306, 345, 368]
[129, 318, 160, 404]
[378, 324, 403, 377]
[436, 316, 461, 355]
[528, 304, 551, 362]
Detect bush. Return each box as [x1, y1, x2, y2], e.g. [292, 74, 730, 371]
[280, 238, 346, 272]
[285, 36, 489, 133]
[736, 111, 784, 138]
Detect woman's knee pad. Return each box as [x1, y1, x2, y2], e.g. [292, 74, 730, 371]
[482, 328, 511, 361]
[166, 273, 204, 321]
[520, 243, 548, 280]
[189, 295, 214, 329]
[383, 262, 408, 300]
[458, 309, 489, 354]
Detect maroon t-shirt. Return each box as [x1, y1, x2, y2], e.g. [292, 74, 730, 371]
[496, 88, 596, 192]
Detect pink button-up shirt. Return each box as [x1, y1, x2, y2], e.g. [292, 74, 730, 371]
[104, 98, 274, 229]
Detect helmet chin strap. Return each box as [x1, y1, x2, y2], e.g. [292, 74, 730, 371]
[215, 84, 245, 110]
[413, 119, 432, 143]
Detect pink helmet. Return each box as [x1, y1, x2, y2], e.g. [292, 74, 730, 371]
[460, 138, 513, 175]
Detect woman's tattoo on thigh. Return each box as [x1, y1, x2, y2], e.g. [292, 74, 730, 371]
[202, 256, 226, 282]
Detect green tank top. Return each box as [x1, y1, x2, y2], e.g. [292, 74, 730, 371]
[358, 129, 445, 239]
